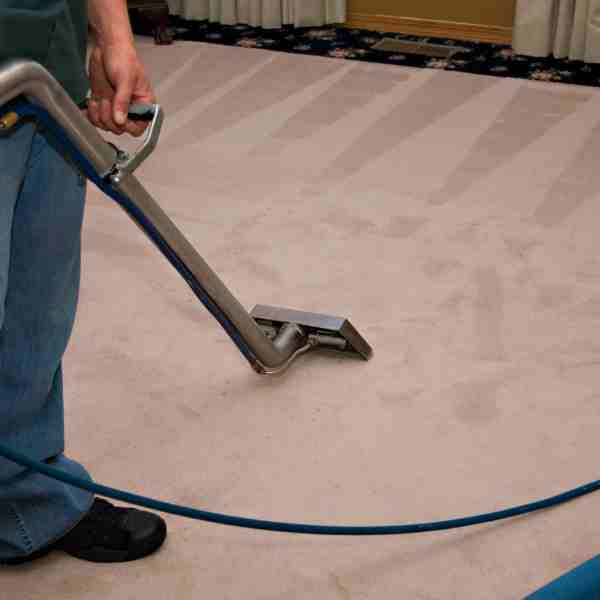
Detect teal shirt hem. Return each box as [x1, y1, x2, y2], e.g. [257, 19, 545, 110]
[0, 1, 89, 104]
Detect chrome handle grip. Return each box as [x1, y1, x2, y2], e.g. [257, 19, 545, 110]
[106, 103, 164, 183]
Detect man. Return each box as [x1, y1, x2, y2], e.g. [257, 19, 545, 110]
[0, 0, 167, 564]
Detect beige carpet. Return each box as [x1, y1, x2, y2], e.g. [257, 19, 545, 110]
[3, 37, 600, 599]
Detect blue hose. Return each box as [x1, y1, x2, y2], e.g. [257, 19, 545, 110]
[0, 441, 599, 536]
[1, 98, 600, 537]
[525, 555, 600, 599]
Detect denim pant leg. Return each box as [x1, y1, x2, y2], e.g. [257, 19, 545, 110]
[0, 117, 94, 560]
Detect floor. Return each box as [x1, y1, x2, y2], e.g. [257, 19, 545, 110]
[3, 37, 600, 599]
[164, 17, 600, 89]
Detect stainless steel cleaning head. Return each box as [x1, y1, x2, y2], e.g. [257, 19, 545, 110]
[251, 305, 373, 361]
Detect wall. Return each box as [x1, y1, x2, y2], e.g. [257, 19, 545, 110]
[347, 0, 516, 27]
[346, 0, 517, 43]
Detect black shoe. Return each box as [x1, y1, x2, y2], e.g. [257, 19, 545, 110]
[1, 498, 167, 565]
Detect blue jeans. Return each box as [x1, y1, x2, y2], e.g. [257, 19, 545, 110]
[0, 113, 94, 560]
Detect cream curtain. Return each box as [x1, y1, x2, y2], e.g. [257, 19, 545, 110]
[513, 0, 600, 62]
[166, 0, 346, 29]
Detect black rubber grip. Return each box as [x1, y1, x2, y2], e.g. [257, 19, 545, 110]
[126, 105, 155, 122]
[78, 99, 154, 122]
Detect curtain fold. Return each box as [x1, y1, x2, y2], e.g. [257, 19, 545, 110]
[166, 0, 346, 29]
[513, 0, 600, 62]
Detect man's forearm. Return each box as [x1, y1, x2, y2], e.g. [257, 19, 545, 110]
[88, 0, 135, 48]
[85, 0, 153, 133]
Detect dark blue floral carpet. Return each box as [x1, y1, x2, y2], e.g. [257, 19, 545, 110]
[146, 16, 600, 88]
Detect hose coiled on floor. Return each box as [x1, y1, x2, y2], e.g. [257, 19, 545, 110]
[1, 441, 599, 535]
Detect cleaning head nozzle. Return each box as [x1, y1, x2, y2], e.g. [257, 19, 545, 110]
[250, 305, 373, 362]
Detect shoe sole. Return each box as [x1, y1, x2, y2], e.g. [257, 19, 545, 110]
[61, 519, 167, 563]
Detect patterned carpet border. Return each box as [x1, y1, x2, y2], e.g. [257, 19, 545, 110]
[144, 17, 600, 89]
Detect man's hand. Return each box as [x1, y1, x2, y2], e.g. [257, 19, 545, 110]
[86, 42, 155, 137]
[86, 0, 155, 137]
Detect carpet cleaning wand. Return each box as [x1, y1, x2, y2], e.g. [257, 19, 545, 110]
[1, 60, 600, 540]
[0, 58, 373, 377]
